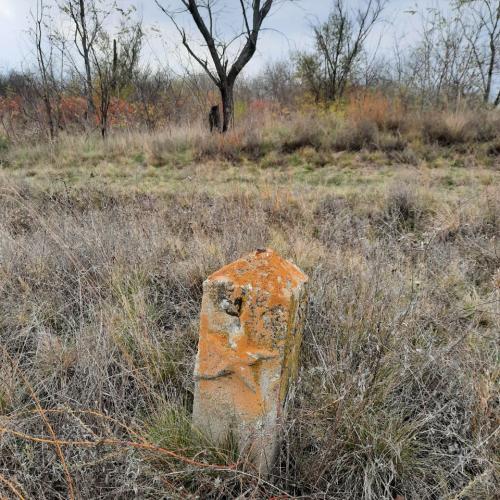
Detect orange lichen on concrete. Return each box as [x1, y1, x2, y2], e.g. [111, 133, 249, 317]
[192, 249, 308, 474]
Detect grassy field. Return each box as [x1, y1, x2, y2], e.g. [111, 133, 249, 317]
[0, 113, 499, 498]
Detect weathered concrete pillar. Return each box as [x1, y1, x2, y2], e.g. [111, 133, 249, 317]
[193, 248, 308, 474]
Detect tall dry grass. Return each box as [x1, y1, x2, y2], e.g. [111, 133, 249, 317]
[0, 177, 498, 498]
[1, 106, 499, 173]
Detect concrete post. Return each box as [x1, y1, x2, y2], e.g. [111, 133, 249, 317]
[193, 248, 308, 474]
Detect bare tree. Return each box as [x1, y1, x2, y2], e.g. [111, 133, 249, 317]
[91, 14, 142, 138]
[457, 0, 500, 105]
[401, 8, 481, 107]
[295, 52, 323, 103]
[155, 0, 277, 132]
[298, 0, 386, 102]
[59, 0, 109, 122]
[260, 59, 298, 105]
[31, 0, 58, 139]
[133, 67, 174, 130]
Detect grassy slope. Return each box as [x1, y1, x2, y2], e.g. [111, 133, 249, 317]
[0, 126, 499, 499]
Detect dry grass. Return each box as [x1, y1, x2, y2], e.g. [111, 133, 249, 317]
[422, 111, 500, 146]
[0, 116, 499, 498]
[1, 108, 499, 174]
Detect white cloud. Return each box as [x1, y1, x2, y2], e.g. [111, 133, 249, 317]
[0, 0, 13, 19]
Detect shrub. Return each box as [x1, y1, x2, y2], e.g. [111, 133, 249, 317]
[389, 147, 419, 165]
[423, 112, 472, 145]
[346, 91, 408, 132]
[472, 114, 499, 142]
[487, 139, 500, 156]
[0, 135, 9, 152]
[147, 130, 198, 166]
[334, 119, 378, 151]
[381, 185, 426, 232]
[376, 132, 408, 152]
[422, 111, 499, 146]
[280, 115, 325, 153]
[240, 128, 270, 160]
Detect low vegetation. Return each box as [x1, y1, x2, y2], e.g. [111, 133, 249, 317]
[2, 104, 500, 176]
[0, 108, 498, 497]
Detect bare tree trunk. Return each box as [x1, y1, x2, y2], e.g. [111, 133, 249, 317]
[42, 91, 55, 139]
[99, 38, 117, 139]
[78, 0, 95, 120]
[484, 42, 496, 103]
[221, 84, 234, 133]
[38, 54, 56, 139]
[34, 0, 56, 140]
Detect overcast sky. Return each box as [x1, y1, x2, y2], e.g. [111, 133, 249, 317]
[0, 0, 448, 74]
